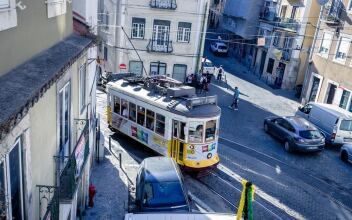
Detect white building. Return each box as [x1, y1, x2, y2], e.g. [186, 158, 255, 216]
[98, 0, 210, 82]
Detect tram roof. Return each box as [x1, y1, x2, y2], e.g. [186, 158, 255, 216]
[107, 79, 221, 118]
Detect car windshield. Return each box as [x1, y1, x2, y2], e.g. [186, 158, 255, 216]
[340, 120, 352, 131]
[142, 181, 186, 208]
[203, 62, 214, 67]
[299, 130, 322, 139]
[218, 45, 227, 49]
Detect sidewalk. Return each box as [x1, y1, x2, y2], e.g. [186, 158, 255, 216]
[84, 148, 128, 220]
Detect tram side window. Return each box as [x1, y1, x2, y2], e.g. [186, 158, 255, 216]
[129, 103, 137, 122]
[155, 114, 165, 136]
[180, 122, 186, 141]
[137, 106, 146, 126]
[113, 96, 121, 114]
[189, 122, 204, 143]
[205, 120, 217, 141]
[146, 110, 155, 131]
[121, 99, 129, 118]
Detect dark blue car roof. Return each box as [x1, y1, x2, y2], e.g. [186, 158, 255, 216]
[143, 157, 180, 183]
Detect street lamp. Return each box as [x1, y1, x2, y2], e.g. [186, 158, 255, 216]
[301, 0, 328, 104]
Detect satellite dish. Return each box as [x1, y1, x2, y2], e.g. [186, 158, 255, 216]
[317, 0, 329, 6]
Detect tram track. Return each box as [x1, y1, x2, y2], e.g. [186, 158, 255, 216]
[219, 137, 352, 215]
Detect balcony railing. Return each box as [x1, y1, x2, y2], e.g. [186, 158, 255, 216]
[150, 0, 177, 10]
[321, 0, 342, 24]
[147, 39, 173, 53]
[275, 17, 299, 32]
[55, 122, 90, 201]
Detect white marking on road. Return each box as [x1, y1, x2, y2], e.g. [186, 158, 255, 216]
[188, 192, 215, 213]
[218, 164, 304, 220]
[276, 165, 281, 175]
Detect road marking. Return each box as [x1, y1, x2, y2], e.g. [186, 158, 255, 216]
[188, 192, 215, 213]
[217, 164, 304, 220]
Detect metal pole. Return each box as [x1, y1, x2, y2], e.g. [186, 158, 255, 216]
[109, 136, 112, 152]
[301, 5, 324, 104]
[119, 153, 122, 169]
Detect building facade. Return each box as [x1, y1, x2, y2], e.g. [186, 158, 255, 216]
[0, 0, 97, 219]
[221, 0, 265, 67]
[208, 0, 227, 29]
[98, 0, 209, 82]
[302, 0, 352, 112]
[255, 0, 318, 89]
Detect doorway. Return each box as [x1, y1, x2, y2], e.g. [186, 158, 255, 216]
[171, 120, 186, 164]
[309, 76, 321, 102]
[325, 83, 337, 104]
[275, 62, 285, 87]
[173, 64, 187, 82]
[259, 51, 267, 75]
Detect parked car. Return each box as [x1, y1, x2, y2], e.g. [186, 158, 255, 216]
[135, 157, 190, 212]
[264, 116, 325, 152]
[341, 144, 352, 163]
[201, 58, 216, 74]
[296, 102, 352, 145]
[210, 42, 228, 55]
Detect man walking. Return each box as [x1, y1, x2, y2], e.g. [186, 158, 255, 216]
[229, 87, 240, 110]
[217, 65, 224, 82]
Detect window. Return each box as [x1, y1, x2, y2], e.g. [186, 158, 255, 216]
[131, 18, 145, 39]
[104, 46, 108, 61]
[205, 120, 217, 141]
[290, 6, 298, 19]
[280, 5, 287, 17]
[155, 114, 165, 136]
[150, 62, 166, 75]
[179, 122, 186, 141]
[0, 0, 9, 9]
[189, 121, 204, 143]
[299, 130, 323, 139]
[340, 120, 352, 131]
[339, 90, 351, 109]
[79, 64, 86, 113]
[349, 99, 352, 113]
[137, 106, 146, 126]
[0, 139, 25, 220]
[348, 0, 352, 11]
[121, 99, 129, 118]
[129, 61, 143, 76]
[47, 0, 66, 18]
[177, 22, 191, 43]
[0, 0, 17, 31]
[319, 32, 333, 57]
[172, 64, 187, 82]
[335, 37, 351, 63]
[146, 110, 155, 131]
[129, 103, 137, 122]
[273, 32, 281, 46]
[103, 11, 109, 30]
[113, 96, 121, 114]
[309, 76, 321, 102]
[59, 82, 70, 157]
[267, 58, 275, 74]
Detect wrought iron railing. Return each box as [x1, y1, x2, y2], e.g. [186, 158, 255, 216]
[37, 185, 59, 220]
[321, 0, 342, 23]
[274, 17, 300, 32]
[147, 39, 173, 53]
[54, 122, 90, 201]
[150, 0, 177, 9]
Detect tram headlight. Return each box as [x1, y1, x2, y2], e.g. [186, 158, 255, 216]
[207, 153, 212, 159]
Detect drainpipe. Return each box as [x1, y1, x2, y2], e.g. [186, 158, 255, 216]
[301, 5, 324, 104]
[195, 0, 208, 73]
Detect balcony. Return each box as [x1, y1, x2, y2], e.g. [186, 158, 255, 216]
[321, 0, 342, 24]
[259, 6, 277, 22]
[55, 122, 90, 201]
[147, 39, 173, 53]
[150, 0, 177, 10]
[275, 17, 300, 32]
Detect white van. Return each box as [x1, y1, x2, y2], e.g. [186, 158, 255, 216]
[296, 103, 352, 145]
[202, 58, 216, 74]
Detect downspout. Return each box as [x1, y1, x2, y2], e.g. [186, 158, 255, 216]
[195, 0, 208, 73]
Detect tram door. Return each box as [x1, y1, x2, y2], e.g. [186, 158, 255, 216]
[171, 120, 186, 165]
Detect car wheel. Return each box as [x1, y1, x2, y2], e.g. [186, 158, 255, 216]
[341, 151, 349, 162]
[264, 123, 269, 133]
[284, 141, 291, 152]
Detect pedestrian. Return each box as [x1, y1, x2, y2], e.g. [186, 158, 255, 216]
[217, 65, 224, 82]
[229, 87, 240, 110]
[200, 74, 208, 94]
[186, 74, 193, 86]
[206, 71, 212, 84]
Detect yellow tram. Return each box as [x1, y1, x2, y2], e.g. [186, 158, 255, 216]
[106, 76, 221, 171]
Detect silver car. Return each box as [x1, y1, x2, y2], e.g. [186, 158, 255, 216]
[341, 144, 352, 163]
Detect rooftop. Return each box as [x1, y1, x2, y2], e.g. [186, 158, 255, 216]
[0, 34, 93, 138]
[143, 157, 180, 182]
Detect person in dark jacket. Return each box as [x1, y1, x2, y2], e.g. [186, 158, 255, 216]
[229, 87, 240, 110]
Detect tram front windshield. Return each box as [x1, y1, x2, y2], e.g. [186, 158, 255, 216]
[188, 120, 217, 143]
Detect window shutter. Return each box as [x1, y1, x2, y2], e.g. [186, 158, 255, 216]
[322, 33, 332, 49]
[0, 0, 9, 9]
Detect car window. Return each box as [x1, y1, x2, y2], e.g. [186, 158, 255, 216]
[340, 120, 352, 131]
[218, 46, 227, 49]
[277, 119, 294, 132]
[142, 181, 186, 208]
[203, 62, 214, 67]
[299, 130, 322, 139]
